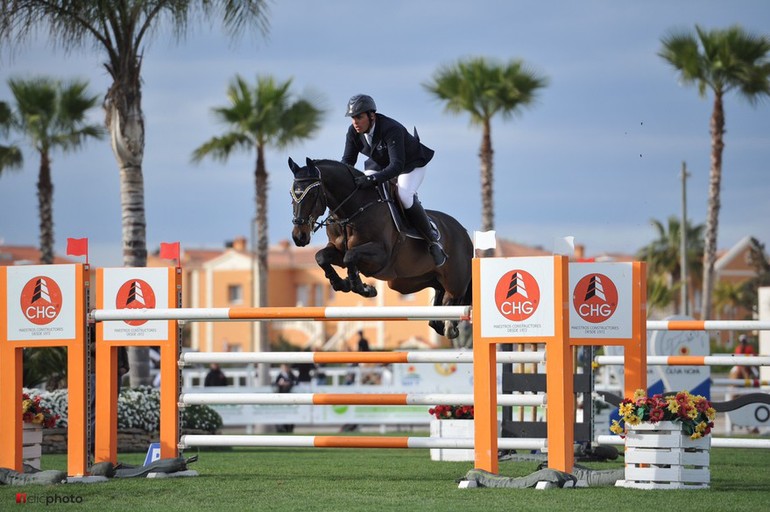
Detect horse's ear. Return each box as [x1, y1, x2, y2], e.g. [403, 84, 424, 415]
[306, 157, 314, 168]
[288, 157, 299, 174]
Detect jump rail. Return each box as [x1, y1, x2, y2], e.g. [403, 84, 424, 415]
[91, 307, 770, 333]
[646, 320, 770, 331]
[596, 355, 770, 366]
[178, 392, 546, 407]
[179, 435, 547, 451]
[596, 435, 770, 450]
[90, 305, 471, 322]
[180, 350, 545, 365]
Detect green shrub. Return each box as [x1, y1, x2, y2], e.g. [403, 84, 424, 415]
[22, 386, 223, 434]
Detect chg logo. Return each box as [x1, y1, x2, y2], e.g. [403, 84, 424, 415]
[115, 279, 156, 326]
[494, 269, 540, 321]
[573, 273, 618, 323]
[20, 276, 63, 326]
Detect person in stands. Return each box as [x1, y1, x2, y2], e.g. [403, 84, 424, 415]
[204, 363, 228, 387]
[341, 94, 447, 267]
[731, 334, 758, 379]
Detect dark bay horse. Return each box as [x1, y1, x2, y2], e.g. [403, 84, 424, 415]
[288, 157, 472, 340]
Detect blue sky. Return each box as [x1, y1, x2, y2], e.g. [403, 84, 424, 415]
[1, 1, 768, 266]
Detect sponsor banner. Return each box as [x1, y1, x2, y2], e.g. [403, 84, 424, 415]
[101, 268, 169, 341]
[479, 257, 555, 338]
[6, 265, 76, 341]
[569, 262, 633, 339]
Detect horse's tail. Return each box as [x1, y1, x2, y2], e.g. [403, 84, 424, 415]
[461, 275, 473, 306]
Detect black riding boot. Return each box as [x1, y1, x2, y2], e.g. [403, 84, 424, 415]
[405, 198, 448, 267]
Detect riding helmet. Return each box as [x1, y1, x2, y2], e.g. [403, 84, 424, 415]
[345, 94, 377, 117]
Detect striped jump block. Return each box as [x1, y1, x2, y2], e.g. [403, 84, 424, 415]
[616, 421, 710, 490]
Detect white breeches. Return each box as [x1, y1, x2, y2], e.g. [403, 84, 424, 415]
[364, 166, 425, 208]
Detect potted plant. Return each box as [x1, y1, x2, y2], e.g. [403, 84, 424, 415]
[613, 389, 716, 490]
[21, 392, 59, 469]
[428, 405, 475, 461]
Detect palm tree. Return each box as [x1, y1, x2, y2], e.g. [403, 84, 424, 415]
[2, 77, 103, 263]
[191, 74, 324, 384]
[0, 1, 270, 386]
[0, 101, 23, 174]
[636, 216, 704, 314]
[659, 25, 770, 319]
[423, 57, 548, 239]
[713, 280, 745, 321]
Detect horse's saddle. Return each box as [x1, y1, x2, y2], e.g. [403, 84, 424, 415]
[377, 182, 441, 242]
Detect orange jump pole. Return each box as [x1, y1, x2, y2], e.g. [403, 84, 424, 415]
[0, 264, 88, 476]
[95, 267, 180, 464]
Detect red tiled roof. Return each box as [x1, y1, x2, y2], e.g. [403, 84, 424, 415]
[0, 245, 75, 266]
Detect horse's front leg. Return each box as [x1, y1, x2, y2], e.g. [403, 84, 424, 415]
[316, 245, 350, 293]
[343, 243, 387, 298]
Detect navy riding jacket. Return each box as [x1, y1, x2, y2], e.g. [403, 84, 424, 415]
[341, 113, 434, 183]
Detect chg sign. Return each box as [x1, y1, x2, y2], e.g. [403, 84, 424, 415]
[478, 257, 555, 338]
[569, 262, 633, 340]
[5, 265, 77, 341]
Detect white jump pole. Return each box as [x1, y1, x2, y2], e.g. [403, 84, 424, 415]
[91, 305, 471, 322]
[178, 392, 547, 407]
[597, 435, 770, 450]
[596, 355, 770, 366]
[178, 434, 547, 451]
[179, 350, 545, 365]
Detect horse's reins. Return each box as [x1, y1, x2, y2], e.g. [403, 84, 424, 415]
[292, 174, 392, 238]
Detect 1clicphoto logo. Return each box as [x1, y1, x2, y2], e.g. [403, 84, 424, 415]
[19, 276, 63, 326]
[14, 493, 84, 505]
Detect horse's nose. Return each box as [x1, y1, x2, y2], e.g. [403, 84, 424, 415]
[292, 227, 310, 247]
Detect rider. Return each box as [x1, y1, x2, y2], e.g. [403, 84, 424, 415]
[341, 94, 448, 267]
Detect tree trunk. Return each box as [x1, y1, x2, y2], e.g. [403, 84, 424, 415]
[255, 144, 270, 386]
[479, 118, 494, 256]
[37, 151, 54, 264]
[106, 78, 151, 387]
[700, 92, 725, 320]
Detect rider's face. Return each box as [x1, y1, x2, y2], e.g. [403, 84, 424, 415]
[351, 112, 371, 134]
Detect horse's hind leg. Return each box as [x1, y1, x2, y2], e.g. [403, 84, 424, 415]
[428, 287, 447, 337]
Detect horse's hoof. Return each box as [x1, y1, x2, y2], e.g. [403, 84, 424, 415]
[429, 320, 446, 337]
[446, 324, 459, 340]
[332, 280, 351, 293]
[363, 286, 377, 298]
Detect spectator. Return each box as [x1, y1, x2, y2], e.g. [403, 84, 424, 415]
[204, 363, 228, 387]
[357, 330, 370, 352]
[274, 364, 298, 433]
[730, 334, 758, 379]
[294, 349, 317, 385]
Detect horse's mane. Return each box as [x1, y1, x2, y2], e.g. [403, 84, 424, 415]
[312, 159, 362, 178]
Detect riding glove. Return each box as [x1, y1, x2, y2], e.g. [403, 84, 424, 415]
[354, 174, 378, 189]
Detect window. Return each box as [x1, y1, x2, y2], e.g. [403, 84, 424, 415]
[227, 284, 243, 305]
[296, 284, 309, 307]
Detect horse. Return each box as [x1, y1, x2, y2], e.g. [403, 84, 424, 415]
[288, 157, 473, 341]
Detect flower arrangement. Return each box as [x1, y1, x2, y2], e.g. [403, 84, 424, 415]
[610, 389, 716, 440]
[428, 404, 474, 420]
[22, 392, 59, 429]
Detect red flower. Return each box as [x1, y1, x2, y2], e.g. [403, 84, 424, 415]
[648, 407, 665, 423]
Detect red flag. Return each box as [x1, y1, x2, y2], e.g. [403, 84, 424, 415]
[66, 237, 89, 263]
[159, 242, 180, 264]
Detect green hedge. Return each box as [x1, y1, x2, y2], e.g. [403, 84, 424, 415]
[23, 386, 222, 433]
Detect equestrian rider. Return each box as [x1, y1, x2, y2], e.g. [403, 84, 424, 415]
[341, 94, 448, 267]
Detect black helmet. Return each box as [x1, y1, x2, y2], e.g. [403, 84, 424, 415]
[345, 94, 376, 117]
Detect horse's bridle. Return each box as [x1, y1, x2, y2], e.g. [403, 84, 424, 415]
[291, 166, 392, 236]
[291, 178, 324, 232]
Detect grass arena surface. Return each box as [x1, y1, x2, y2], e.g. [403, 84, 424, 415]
[1, 444, 769, 511]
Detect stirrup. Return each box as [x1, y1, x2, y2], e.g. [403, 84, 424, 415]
[429, 243, 447, 267]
